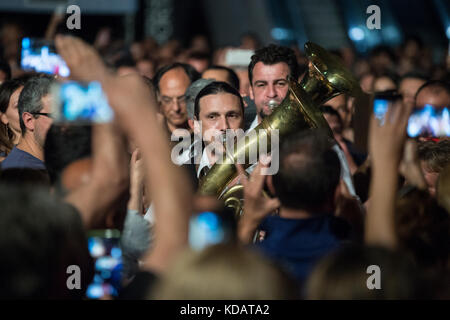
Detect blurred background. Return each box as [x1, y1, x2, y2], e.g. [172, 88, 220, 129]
[1, 0, 450, 81]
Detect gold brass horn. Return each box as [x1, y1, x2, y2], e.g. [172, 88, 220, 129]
[198, 42, 362, 216]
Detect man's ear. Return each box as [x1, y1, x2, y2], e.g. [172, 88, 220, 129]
[22, 112, 35, 132]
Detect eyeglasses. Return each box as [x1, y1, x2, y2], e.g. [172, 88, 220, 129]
[29, 112, 52, 118]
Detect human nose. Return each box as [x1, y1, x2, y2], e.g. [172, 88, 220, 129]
[217, 116, 228, 132]
[266, 84, 277, 98]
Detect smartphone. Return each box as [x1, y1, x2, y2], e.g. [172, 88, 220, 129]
[86, 229, 122, 299]
[373, 90, 402, 125]
[189, 211, 235, 251]
[51, 81, 114, 124]
[407, 104, 450, 138]
[20, 37, 70, 77]
[225, 49, 254, 67]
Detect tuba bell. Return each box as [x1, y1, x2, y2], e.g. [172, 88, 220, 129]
[197, 42, 362, 217]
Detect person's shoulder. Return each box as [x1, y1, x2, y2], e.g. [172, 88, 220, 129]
[1, 147, 45, 170]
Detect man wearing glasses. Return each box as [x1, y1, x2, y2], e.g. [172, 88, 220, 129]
[153, 63, 200, 135]
[1, 75, 54, 171]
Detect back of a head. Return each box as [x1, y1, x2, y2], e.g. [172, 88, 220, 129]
[18, 75, 54, 133]
[151, 244, 299, 300]
[248, 44, 300, 84]
[306, 245, 423, 299]
[273, 129, 341, 211]
[44, 124, 92, 188]
[0, 184, 93, 298]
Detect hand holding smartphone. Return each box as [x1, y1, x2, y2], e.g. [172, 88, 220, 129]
[51, 81, 114, 124]
[20, 37, 70, 77]
[373, 90, 450, 138]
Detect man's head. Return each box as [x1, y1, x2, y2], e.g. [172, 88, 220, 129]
[398, 73, 427, 107]
[190, 81, 244, 144]
[153, 63, 200, 132]
[248, 45, 299, 120]
[320, 105, 343, 136]
[18, 75, 54, 148]
[415, 80, 450, 108]
[323, 94, 351, 129]
[202, 65, 240, 90]
[273, 130, 340, 212]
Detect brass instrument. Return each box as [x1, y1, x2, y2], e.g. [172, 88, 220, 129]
[198, 42, 362, 217]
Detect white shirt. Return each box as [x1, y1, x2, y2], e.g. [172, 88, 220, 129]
[247, 115, 259, 132]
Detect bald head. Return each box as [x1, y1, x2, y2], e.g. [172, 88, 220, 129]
[415, 81, 450, 108]
[61, 157, 92, 192]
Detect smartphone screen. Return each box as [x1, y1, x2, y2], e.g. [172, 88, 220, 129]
[86, 229, 122, 299]
[407, 104, 450, 138]
[373, 91, 402, 125]
[189, 211, 234, 251]
[51, 81, 114, 124]
[20, 37, 70, 77]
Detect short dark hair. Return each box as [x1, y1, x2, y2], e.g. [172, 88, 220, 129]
[44, 124, 92, 186]
[18, 75, 54, 133]
[153, 62, 200, 92]
[194, 81, 244, 119]
[248, 44, 300, 85]
[273, 129, 340, 211]
[415, 80, 450, 101]
[203, 65, 240, 90]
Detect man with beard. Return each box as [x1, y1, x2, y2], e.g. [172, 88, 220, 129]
[247, 44, 300, 131]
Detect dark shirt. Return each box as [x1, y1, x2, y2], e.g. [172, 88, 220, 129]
[255, 214, 351, 286]
[119, 270, 158, 300]
[0, 146, 46, 171]
[344, 139, 367, 166]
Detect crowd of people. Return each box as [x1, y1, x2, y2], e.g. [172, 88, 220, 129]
[0, 17, 449, 300]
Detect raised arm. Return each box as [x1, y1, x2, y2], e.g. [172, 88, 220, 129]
[365, 100, 413, 248]
[56, 35, 193, 273]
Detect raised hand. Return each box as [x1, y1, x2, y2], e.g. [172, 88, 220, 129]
[366, 99, 414, 248]
[236, 159, 280, 244]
